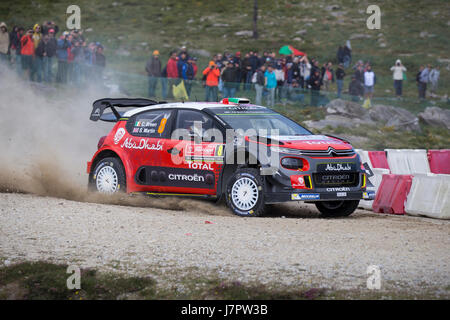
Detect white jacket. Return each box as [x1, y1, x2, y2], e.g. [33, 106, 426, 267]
[390, 65, 406, 80]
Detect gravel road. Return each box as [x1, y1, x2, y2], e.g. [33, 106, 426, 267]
[1, 192, 449, 294]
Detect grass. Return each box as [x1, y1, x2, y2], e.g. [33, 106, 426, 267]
[0, 261, 448, 300]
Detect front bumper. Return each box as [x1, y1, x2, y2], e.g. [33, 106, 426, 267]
[264, 190, 376, 204]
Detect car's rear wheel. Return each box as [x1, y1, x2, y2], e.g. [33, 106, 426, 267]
[315, 200, 359, 218]
[225, 168, 266, 217]
[91, 157, 126, 194]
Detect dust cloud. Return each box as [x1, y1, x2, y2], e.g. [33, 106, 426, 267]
[0, 65, 231, 216]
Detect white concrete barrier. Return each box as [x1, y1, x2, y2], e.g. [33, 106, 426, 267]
[359, 168, 391, 210]
[405, 173, 450, 219]
[385, 149, 430, 175]
[355, 149, 372, 169]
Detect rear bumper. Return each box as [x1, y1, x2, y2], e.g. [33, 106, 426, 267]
[264, 190, 376, 204]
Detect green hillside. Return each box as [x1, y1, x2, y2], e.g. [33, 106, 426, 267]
[2, 0, 449, 97]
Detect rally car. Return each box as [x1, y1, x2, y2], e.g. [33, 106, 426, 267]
[87, 97, 374, 217]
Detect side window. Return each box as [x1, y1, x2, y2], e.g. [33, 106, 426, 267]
[174, 110, 221, 142]
[127, 109, 173, 138]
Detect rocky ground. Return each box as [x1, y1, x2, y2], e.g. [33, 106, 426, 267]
[1, 192, 449, 297]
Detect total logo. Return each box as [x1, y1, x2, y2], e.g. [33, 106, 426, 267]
[188, 162, 214, 170]
[113, 128, 126, 144]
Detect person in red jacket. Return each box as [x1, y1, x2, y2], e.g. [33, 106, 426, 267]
[202, 61, 220, 101]
[166, 50, 179, 98]
[20, 29, 34, 80]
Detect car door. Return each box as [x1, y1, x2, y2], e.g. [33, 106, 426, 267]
[158, 109, 226, 195]
[123, 109, 175, 192]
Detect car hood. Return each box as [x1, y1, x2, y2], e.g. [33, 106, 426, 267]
[269, 135, 352, 151]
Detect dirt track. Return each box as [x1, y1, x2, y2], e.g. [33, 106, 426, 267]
[0, 192, 449, 295]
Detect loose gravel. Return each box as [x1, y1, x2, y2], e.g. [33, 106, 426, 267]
[1, 193, 449, 294]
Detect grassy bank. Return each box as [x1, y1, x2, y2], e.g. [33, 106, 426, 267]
[0, 261, 448, 300]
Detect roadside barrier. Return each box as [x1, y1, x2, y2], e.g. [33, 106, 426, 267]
[385, 149, 430, 175]
[427, 149, 450, 174]
[405, 173, 450, 219]
[356, 149, 372, 168]
[359, 168, 390, 210]
[372, 174, 413, 215]
[368, 151, 390, 170]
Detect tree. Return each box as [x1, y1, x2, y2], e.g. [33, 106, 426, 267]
[253, 0, 258, 39]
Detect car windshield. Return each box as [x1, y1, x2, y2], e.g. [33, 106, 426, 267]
[211, 106, 312, 136]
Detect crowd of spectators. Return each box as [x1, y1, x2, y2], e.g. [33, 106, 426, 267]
[0, 20, 441, 105]
[0, 21, 106, 85]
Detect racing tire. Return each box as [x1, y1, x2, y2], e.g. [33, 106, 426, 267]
[225, 168, 267, 217]
[90, 157, 126, 194]
[315, 200, 359, 218]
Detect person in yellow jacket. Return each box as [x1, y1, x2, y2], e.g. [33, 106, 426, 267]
[32, 24, 42, 48]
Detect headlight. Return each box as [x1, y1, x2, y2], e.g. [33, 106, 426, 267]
[281, 157, 303, 170]
[271, 146, 303, 155]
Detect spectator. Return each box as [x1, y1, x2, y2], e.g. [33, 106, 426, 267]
[363, 65, 376, 100]
[335, 63, 346, 98]
[95, 43, 106, 81]
[309, 69, 322, 106]
[353, 64, 364, 96]
[42, 21, 59, 36]
[287, 80, 305, 103]
[9, 26, 24, 73]
[299, 55, 311, 88]
[264, 64, 277, 107]
[184, 57, 196, 97]
[34, 34, 51, 82]
[241, 52, 252, 91]
[348, 76, 361, 102]
[20, 29, 34, 79]
[274, 61, 285, 103]
[202, 61, 220, 101]
[390, 59, 407, 97]
[253, 65, 266, 105]
[429, 66, 440, 96]
[337, 45, 345, 65]
[70, 40, 85, 85]
[418, 64, 430, 100]
[145, 50, 162, 98]
[166, 51, 179, 98]
[343, 41, 352, 68]
[221, 61, 238, 98]
[44, 28, 57, 82]
[0, 22, 9, 64]
[31, 24, 42, 49]
[321, 61, 334, 91]
[56, 31, 71, 83]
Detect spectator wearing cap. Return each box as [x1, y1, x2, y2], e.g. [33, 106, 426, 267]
[264, 65, 277, 107]
[9, 26, 24, 74]
[146, 50, 162, 98]
[56, 31, 71, 83]
[0, 22, 9, 64]
[203, 61, 220, 101]
[44, 28, 57, 82]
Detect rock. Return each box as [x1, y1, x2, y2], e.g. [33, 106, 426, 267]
[213, 23, 229, 27]
[303, 115, 374, 130]
[293, 37, 303, 42]
[116, 48, 130, 56]
[190, 49, 211, 57]
[350, 33, 372, 40]
[234, 30, 253, 37]
[418, 107, 450, 130]
[295, 29, 307, 35]
[325, 4, 340, 11]
[325, 99, 368, 119]
[330, 11, 346, 17]
[369, 104, 421, 132]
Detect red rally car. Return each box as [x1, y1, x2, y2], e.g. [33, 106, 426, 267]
[87, 98, 374, 217]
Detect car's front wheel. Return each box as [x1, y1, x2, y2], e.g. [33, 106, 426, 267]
[315, 200, 359, 218]
[91, 157, 126, 194]
[225, 168, 267, 217]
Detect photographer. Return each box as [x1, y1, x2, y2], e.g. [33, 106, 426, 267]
[202, 61, 220, 101]
[390, 59, 407, 97]
[20, 29, 34, 79]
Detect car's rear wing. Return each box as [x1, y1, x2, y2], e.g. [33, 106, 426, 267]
[90, 98, 160, 122]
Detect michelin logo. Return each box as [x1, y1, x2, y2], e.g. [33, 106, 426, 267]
[291, 193, 320, 201]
